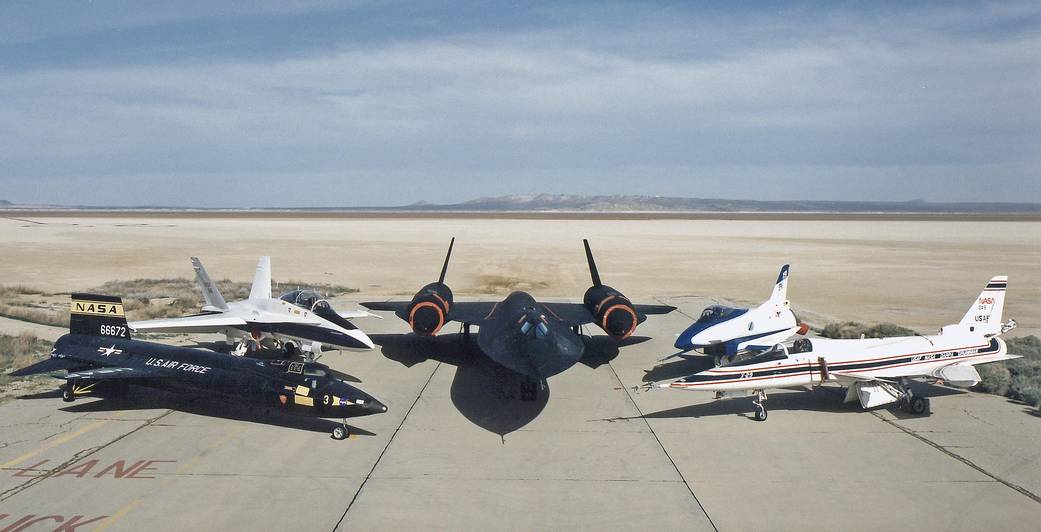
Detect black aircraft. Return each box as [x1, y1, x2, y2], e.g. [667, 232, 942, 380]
[362, 239, 675, 399]
[11, 294, 387, 440]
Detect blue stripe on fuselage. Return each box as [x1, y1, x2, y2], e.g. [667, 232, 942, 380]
[674, 308, 749, 350]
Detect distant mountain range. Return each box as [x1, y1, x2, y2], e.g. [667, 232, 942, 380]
[2, 194, 1039, 214]
[399, 194, 1041, 214]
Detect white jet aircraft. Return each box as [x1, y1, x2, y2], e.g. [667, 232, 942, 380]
[658, 276, 1018, 421]
[130, 257, 377, 359]
[669, 264, 807, 362]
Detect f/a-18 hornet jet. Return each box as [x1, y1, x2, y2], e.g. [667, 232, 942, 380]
[12, 294, 386, 439]
[665, 264, 808, 364]
[656, 276, 1018, 421]
[362, 239, 675, 399]
[130, 256, 377, 359]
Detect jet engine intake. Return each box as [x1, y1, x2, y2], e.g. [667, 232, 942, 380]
[584, 285, 638, 339]
[407, 282, 453, 336]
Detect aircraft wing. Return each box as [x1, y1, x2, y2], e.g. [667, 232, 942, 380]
[338, 309, 384, 320]
[448, 302, 499, 324]
[360, 301, 410, 321]
[634, 304, 677, 316]
[66, 366, 169, 381]
[130, 313, 248, 334]
[539, 303, 596, 326]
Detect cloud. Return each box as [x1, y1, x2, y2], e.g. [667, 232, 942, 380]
[0, 2, 1038, 205]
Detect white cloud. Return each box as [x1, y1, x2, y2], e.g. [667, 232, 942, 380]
[0, 2, 1038, 205]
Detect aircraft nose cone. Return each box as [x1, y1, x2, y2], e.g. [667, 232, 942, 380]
[347, 329, 375, 350]
[364, 398, 388, 414]
[675, 324, 698, 350]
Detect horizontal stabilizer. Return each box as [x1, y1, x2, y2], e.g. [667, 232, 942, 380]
[9, 356, 84, 377]
[934, 364, 981, 388]
[130, 313, 247, 333]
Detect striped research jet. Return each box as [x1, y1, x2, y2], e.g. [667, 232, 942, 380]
[657, 276, 1017, 421]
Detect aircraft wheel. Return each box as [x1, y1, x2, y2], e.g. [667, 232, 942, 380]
[753, 405, 768, 421]
[331, 425, 349, 440]
[908, 396, 929, 415]
[62, 386, 75, 403]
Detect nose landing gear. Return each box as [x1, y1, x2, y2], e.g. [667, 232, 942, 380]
[752, 389, 768, 421]
[331, 419, 350, 440]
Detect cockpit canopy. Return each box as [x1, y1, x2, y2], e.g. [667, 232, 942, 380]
[721, 344, 789, 367]
[520, 315, 550, 339]
[697, 305, 746, 324]
[279, 289, 331, 313]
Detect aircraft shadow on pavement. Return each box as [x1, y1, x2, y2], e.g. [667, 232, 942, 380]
[372, 332, 550, 437]
[642, 356, 716, 383]
[20, 387, 376, 437]
[580, 335, 650, 369]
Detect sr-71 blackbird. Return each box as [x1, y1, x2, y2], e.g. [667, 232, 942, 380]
[12, 294, 386, 439]
[362, 239, 675, 399]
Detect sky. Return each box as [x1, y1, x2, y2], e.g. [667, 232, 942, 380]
[0, 1, 1038, 207]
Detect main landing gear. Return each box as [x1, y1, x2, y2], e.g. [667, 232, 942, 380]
[61, 384, 75, 403]
[752, 389, 768, 421]
[898, 378, 930, 415]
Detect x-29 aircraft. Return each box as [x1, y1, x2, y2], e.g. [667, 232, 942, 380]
[130, 257, 377, 359]
[658, 276, 1018, 421]
[12, 294, 386, 439]
[362, 239, 675, 400]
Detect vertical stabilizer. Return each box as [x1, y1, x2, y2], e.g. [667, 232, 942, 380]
[250, 256, 272, 300]
[583, 239, 602, 287]
[438, 238, 455, 284]
[69, 293, 131, 338]
[191, 257, 228, 310]
[959, 276, 1006, 334]
[769, 264, 790, 305]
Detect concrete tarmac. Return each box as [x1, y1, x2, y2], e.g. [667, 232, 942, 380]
[2, 295, 1040, 531]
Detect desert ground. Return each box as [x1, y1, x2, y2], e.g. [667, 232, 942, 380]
[0, 214, 1038, 335]
[1, 213, 1040, 531]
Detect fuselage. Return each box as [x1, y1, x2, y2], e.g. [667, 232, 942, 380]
[675, 303, 798, 355]
[52, 333, 385, 415]
[668, 331, 1007, 393]
[221, 297, 374, 351]
[475, 291, 585, 380]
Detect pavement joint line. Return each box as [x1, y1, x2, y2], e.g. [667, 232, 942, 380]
[332, 360, 443, 531]
[0, 410, 174, 502]
[605, 357, 719, 532]
[871, 411, 1041, 506]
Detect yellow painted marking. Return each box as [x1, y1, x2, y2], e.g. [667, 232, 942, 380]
[295, 395, 314, 407]
[295, 385, 309, 396]
[91, 500, 139, 532]
[1, 419, 110, 469]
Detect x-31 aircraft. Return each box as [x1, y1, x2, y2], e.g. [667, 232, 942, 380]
[12, 294, 386, 439]
[657, 276, 1018, 421]
[363, 239, 675, 400]
[130, 257, 377, 358]
[669, 264, 807, 362]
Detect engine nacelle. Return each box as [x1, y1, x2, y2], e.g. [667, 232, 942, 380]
[406, 282, 453, 336]
[583, 285, 638, 340]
